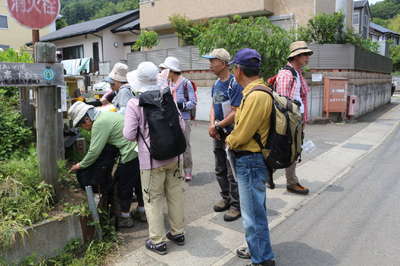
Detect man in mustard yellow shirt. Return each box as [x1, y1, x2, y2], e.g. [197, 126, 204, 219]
[226, 49, 275, 266]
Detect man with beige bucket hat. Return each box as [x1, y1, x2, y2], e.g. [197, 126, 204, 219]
[68, 101, 144, 228]
[275, 41, 313, 195]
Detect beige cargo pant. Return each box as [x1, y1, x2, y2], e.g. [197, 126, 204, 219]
[285, 114, 305, 186]
[141, 161, 185, 244]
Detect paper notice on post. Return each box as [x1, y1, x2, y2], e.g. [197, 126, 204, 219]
[222, 100, 232, 118]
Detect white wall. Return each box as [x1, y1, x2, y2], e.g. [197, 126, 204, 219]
[155, 34, 179, 50]
[51, 28, 138, 68]
[52, 35, 100, 61]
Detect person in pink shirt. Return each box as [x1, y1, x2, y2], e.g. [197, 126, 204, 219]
[123, 62, 186, 255]
[159, 57, 197, 181]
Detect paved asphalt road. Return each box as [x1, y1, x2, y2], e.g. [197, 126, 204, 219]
[268, 122, 400, 265]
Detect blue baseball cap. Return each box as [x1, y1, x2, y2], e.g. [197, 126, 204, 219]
[229, 48, 261, 68]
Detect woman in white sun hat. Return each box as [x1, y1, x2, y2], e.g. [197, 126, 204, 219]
[159, 56, 197, 182]
[124, 61, 186, 256]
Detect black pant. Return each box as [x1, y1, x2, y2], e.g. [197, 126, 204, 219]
[213, 139, 240, 210]
[76, 144, 119, 193]
[115, 157, 144, 212]
[76, 145, 143, 213]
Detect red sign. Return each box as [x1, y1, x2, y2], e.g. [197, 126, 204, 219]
[6, 0, 60, 29]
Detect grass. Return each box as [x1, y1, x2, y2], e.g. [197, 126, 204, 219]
[0, 148, 54, 249]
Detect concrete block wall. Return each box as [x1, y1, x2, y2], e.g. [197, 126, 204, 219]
[184, 70, 216, 121]
[88, 69, 391, 122]
[3, 215, 83, 264]
[306, 70, 392, 120]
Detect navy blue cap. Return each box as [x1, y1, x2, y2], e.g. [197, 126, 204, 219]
[229, 48, 261, 68]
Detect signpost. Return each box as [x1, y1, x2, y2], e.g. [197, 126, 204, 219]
[0, 62, 64, 87]
[6, 0, 60, 29]
[4, 2, 64, 198]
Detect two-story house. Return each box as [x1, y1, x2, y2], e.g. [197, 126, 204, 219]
[353, 0, 371, 39]
[140, 0, 354, 50]
[0, 1, 55, 50]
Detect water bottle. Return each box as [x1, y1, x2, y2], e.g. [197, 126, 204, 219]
[302, 140, 316, 154]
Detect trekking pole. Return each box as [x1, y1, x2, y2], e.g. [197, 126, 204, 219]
[225, 147, 237, 181]
[85, 186, 103, 240]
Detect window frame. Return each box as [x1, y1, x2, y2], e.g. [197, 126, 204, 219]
[0, 14, 8, 30]
[353, 13, 360, 25]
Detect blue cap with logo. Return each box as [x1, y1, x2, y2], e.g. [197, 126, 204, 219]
[229, 48, 261, 69]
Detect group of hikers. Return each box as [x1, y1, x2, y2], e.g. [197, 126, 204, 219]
[68, 40, 314, 266]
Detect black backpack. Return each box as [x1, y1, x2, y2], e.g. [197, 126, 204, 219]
[139, 87, 187, 161]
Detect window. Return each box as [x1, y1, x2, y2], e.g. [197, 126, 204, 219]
[364, 15, 369, 25]
[353, 13, 359, 25]
[62, 45, 84, 60]
[0, 15, 8, 29]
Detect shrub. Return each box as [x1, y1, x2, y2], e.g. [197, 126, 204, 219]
[133, 30, 159, 50]
[169, 14, 208, 46]
[297, 12, 379, 54]
[0, 90, 32, 161]
[297, 12, 345, 44]
[195, 16, 293, 78]
[0, 48, 33, 63]
[390, 44, 400, 72]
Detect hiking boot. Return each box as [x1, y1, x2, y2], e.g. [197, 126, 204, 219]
[223, 207, 241, 222]
[132, 208, 147, 223]
[246, 260, 275, 266]
[166, 232, 185, 246]
[287, 183, 310, 195]
[117, 216, 134, 229]
[236, 247, 251, 259]
[145, 239, 167, 255]
[213, 199, 230, 212]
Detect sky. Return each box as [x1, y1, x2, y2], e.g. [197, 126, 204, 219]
[369, 0, 383, 4]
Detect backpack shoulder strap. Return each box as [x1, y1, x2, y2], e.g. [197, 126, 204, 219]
[283, 65, 298, 78]
[248, 85, 273, 97]
[183, 78, 190, 101]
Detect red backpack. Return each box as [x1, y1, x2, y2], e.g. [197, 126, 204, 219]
[267, 65, 298, 90]
[183, 79, 198, 120]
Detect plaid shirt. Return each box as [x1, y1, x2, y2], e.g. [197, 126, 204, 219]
[276, 63, 311, 121]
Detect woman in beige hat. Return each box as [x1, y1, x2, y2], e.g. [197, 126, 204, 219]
[101, 62, 135, 114]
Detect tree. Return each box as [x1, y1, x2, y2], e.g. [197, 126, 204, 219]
[133, 31, 159, 50]
[298, 12, 379, 54]
[297, 12, 345, 44]
[56, 17, 68, 30]
[390, 44, 400, 72]
[92, 0, 139, 19]
[371, 0, 400, 20]
[372, 17, 390, 28]
[195, 16, 293, 78]
[169, 15, 207, 46]
[60, 0, 139, 26]
[388, 14, 400, 33]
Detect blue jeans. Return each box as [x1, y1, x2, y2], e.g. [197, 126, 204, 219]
[235, 153, 274, 263]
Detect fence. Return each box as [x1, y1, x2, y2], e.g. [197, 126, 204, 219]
[127, 46, 209, 71]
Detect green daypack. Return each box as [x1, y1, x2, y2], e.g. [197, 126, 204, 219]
[248, 85, 303, 171]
